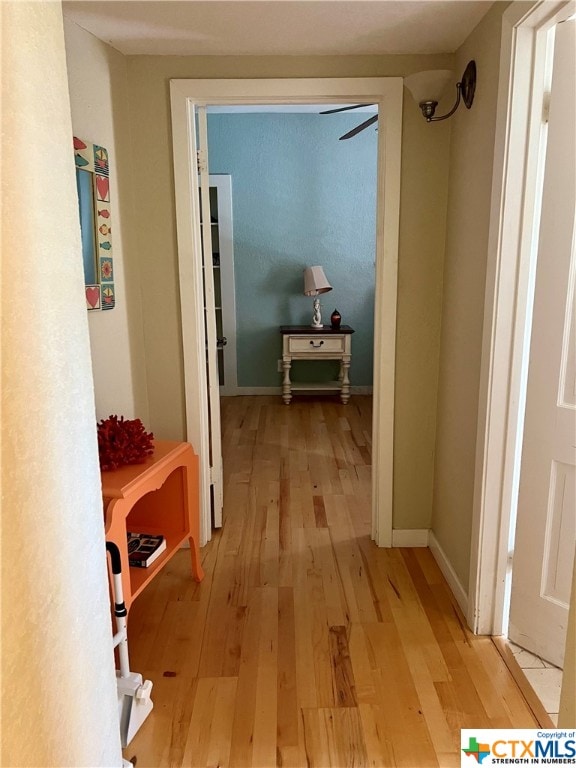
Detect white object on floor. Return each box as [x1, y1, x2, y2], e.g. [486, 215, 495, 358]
[117, 672, 154, 748]
[107, 542, 154, 748]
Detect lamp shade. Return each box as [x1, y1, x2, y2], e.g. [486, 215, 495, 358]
[303, 266, 332, 296]
[404, 69, 453, 104]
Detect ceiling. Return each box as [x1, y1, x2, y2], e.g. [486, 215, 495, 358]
[62, 1, 494, 57]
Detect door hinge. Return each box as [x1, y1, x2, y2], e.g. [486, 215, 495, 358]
[542, 91, 551, 124]
[197, 149, 208, 174]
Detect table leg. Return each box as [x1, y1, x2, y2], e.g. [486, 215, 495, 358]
[184, 451, 204, 581]
[340, 356, 351, 404]
[282, 357, 292, 404]
[187, 536, 205, 581]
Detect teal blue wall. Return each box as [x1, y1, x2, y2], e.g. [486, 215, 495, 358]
[207, 113, 377, 387]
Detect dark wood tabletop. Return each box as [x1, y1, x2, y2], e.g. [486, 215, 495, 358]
[280, 325, 355, 334]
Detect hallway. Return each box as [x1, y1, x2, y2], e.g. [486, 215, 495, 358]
[125, 396, 538, 767]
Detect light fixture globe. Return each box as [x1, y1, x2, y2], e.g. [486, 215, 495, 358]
[404, 69, 453, 107]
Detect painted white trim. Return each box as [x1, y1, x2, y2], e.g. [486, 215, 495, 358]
[370, 79, 403, 548]
[469, 0, 575, 635]
[226, 387, 282, 396]
[351, 386, 373, 395]
[206, 104, 378, 114]
[429, 531, 469, 618]
[391, 529, 429, 547]
[170, 77, 403, 549]
[170, 93, 211, 546]
[220, 385, 373, 396]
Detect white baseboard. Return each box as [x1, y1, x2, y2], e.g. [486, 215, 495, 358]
[221, 386, 373, 396]
[428, 530, 469, 617]
[391, 529, 430, 547]
[223, 387, 282, 395]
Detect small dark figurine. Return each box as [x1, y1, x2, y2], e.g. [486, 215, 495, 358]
[330, 309, 342, 329]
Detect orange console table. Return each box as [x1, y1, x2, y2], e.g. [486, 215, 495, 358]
[102, 440, 204, 613]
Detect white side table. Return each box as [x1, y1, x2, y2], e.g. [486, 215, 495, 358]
[280, 325, 355, 405]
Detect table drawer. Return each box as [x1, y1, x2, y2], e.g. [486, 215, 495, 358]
[288, 335, 345, 354]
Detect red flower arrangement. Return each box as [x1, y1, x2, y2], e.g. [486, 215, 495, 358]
[97, 415, 154, 471]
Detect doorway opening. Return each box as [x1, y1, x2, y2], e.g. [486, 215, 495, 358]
[203, 102, 379, 529]
[170, 77, 403, 548]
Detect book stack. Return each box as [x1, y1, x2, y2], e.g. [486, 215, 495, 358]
[127, 532, 166, 568]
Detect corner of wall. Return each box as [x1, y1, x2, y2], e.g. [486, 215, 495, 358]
[63, 17, 149, 425]
[430, 1, 509, 593]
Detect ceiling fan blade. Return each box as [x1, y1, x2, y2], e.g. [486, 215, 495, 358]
[320, 103, 374, 115]
[339, 114, 378, 140]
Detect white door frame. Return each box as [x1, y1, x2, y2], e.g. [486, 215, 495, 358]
[170, 77, 403, 547]
[468, 0, 575, 634]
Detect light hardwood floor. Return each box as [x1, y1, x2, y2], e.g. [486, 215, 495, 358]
[125, 396, 538, 767]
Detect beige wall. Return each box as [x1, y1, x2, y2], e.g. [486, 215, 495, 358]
[1, 3, 121, 765]
[125, 53, 453, 529]
[64, 19, 148, 423]
[431, 3, 506, 590]
[396, 86, 451, 529]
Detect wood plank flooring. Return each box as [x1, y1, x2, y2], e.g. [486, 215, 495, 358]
[125, 396, 538, 767]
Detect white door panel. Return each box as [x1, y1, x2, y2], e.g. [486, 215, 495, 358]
[509, 19, 576, 667]
[207, 175, 238, 396]
[197, 107, 224, 528]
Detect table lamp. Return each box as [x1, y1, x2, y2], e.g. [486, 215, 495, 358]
[303, 266, 332, 328]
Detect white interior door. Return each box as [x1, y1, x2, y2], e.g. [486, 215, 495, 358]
[508, 18, 576, 667]
[197, 107, 224, 528]
[207, 175, 238, 396]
